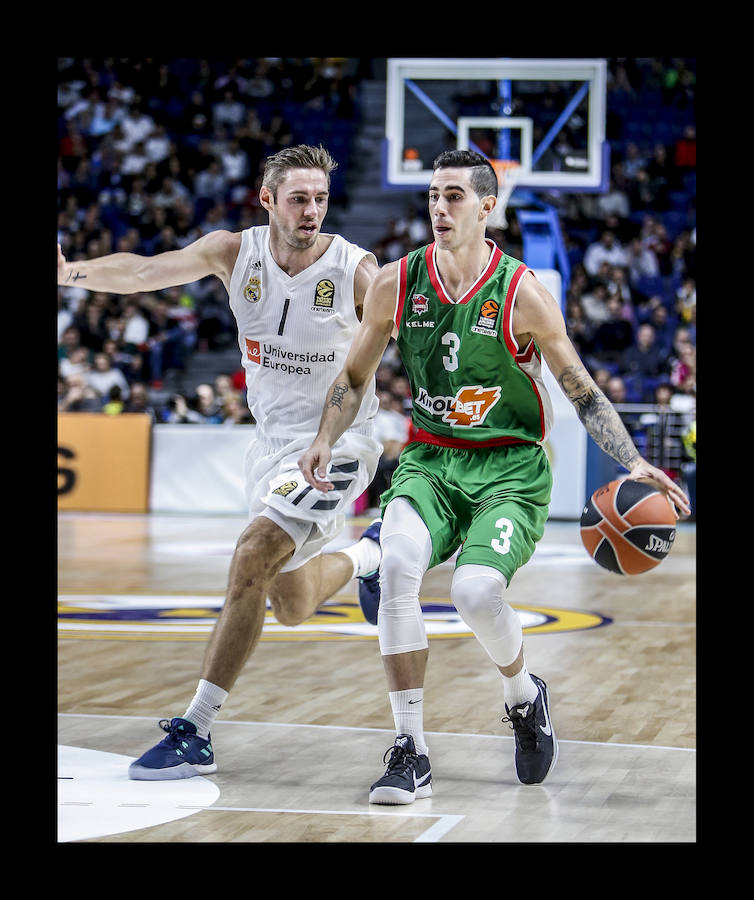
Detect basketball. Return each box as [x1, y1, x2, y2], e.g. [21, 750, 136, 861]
[580, 479, 677, 575]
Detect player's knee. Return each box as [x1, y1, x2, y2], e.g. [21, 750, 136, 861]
[233, 519, 291, 578]
[450, 565, 507, 631]
[268, 586, 311, 627]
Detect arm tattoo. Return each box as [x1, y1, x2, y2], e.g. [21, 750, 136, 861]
[558, 365, 640, 469]
[67, 270, 87, 283]
[327, 382, 349, 411]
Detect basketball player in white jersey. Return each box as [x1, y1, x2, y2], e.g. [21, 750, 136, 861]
[57, 145, 384, 780]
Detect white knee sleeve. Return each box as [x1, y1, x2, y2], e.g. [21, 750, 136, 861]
[378, 497, 432, 655]
[451, 564, 523, 668]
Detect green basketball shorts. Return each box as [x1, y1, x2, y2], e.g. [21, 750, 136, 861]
[379, 440, 552, 584]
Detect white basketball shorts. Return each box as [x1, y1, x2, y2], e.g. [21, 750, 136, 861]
[244, 423, 382, 573]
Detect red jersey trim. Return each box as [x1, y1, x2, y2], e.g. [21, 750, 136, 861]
[395, 256, 408, 334]
[501, 263, 529, 357]
[409, 428, 536, 450]
[513, 338, 546, 441]
[426, 239, 503, 305]
[515, 338, 540, 364]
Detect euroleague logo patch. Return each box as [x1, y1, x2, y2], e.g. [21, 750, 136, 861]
[312, 279, 335, 312]
[57, 595, 611, 642]
[471, 298, 499, 336]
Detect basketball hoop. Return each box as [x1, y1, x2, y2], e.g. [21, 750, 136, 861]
[486, 159, 521, 230]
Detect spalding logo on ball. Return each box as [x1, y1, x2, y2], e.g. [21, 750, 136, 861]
[580, 479, 676, 575]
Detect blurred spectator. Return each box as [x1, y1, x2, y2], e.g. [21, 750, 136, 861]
[221, 390, 254, 425]
[120, 104, 155, 150]
[621, 142, 646, 180]
[123, 382, 158, 423]
[605, 375, 628, 404]
[621, 323, 669, 381]
[675, 276, 696, 325]
[669, 341, 696, 400]
[193, 383, 224, 423]
[194, 158, 228, 205]
[591, 294, 635, 365]
[145, 123, 172, 165]
[160, 393, 204, 424]
[220, 138, 250, 184]
[644, 143, 672, 209]
[103, 385, 125, 415]
[121, 298, 150, 347]
[595, 175, 630, 221]
[645, 302, 678, 357]
[565, 298, 594, 358]
[625, 236, 660, 287]
[87, 351, 131, 402]
[75, 296, 110, 353]
[212, 88, 246, 130]
[59, 345, 91, 380]
[583, 230, 629, 276]
[580, 281, 610, 327]
[673, 124, 696, 173]
[590, 367, 610, 392]
[145, 298, 188, 385]
[59, 373, 102, 412]
[639, 216, 674, 276]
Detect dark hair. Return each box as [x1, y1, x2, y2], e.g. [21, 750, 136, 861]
[432, 149, 498, 200]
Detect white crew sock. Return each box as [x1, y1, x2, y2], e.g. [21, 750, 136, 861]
[340, 523, 382, 578]
[389, 688, 428, 756]
[183, 679, 228, 739]
[502, 663, 539, 710]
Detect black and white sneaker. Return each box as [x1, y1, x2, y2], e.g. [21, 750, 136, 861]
[369, 734, 432, 805]
[502, 674, 558, 785]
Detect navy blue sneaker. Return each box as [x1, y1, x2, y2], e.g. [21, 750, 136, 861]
[128, 717, 217, 781]
[369, 734, 432, 805]
[502, 675, 558, 785]
[357, 518, 382, 625]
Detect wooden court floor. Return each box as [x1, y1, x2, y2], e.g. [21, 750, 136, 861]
[57, 510, 696, 843]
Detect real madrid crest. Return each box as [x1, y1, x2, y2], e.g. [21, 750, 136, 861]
[244, 275, 261, 303]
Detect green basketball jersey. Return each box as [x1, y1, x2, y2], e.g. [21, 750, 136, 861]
[394, 239, 553, 448]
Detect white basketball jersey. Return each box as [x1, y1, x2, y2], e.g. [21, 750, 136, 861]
[228, 226, 379, 440]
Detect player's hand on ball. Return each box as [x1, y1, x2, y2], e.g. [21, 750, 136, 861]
[626, 459, 690, 518]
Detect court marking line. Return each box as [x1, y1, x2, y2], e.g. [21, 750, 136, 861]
[172, 804, 464, 842]
[58, 712, 696, 753]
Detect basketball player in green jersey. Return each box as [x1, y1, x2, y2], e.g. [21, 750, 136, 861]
[299, 150, 690, 803]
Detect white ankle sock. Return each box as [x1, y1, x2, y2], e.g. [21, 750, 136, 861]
[340, 526, 382, 578]
[502, 664, 538, 710]
[183, 679, 228, 739]
[389, 688, 428, 755]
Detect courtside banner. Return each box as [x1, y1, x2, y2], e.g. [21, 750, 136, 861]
[58, 413, 152, 512]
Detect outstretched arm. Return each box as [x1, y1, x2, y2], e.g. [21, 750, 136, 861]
[57, 230, 241, 295]
[298, 262, 398, 490]
[514, 274, 691, 517]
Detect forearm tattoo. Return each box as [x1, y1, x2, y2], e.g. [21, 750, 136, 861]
[558, 365, 639, 469]
[327, 382, 349, 411]
[66, 270, 87, 283]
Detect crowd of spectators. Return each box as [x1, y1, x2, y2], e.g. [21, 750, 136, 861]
[57, 57, 695, 498]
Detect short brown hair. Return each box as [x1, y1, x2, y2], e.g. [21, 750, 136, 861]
[262, 144, 338, 199]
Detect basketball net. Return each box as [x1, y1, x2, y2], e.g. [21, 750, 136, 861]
[486, 159, 521, 230]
